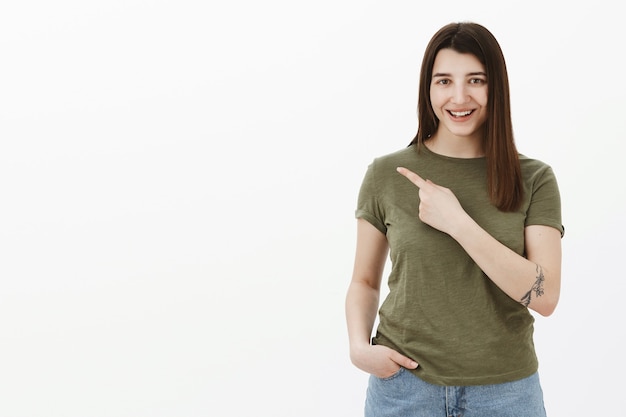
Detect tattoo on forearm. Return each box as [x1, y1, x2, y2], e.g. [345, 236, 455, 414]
[520, 265, 545, 307]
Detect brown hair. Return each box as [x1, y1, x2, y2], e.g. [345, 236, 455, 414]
[409, 22, 523, 212]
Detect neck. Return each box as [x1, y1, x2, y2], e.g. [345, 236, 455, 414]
[425, 132, 484, 158]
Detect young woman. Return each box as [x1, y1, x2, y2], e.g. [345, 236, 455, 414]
[345, 22, 563, 417]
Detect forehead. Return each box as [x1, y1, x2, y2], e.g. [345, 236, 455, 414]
[432, 49, 485, 74]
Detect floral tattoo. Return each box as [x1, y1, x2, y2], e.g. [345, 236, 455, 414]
[520, 265, 544, 307]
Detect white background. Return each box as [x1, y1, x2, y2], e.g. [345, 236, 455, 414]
[1, 1, 624, 416]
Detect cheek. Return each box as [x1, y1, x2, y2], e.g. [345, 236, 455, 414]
[430, 90, 445, 109]
[479, 89, 488, 105]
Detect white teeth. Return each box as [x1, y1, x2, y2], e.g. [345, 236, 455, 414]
[450, 110, 472, 117]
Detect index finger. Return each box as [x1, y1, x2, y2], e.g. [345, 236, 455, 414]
[396, 166, 427, 188]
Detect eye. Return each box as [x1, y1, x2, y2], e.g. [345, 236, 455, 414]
[469, 78, 486, 85]
[435, 79, 450, 85]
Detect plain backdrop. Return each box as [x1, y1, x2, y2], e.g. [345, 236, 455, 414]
[1, 1, 624, 416]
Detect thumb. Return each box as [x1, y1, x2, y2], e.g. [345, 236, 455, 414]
[390, 351, 419, 369]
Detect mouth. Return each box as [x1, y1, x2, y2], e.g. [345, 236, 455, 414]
[447, 109, 474, 118]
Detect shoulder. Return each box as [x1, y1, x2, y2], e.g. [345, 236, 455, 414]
[518, 153, 558, 181]
[359, 146, 418, 191]
[368, 145, 418, 169]
[518, 154, 562, 204]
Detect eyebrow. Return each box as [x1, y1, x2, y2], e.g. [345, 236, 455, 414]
[432, 71, 487, 78]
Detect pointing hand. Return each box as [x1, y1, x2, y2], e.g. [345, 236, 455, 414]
[396, 167, 468, 235]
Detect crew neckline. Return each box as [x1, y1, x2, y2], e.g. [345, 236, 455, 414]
[417, 141, 486, 162]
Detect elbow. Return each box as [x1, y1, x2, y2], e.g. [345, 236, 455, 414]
[532, 294, 560, 317]
[528, 266, 561, 317]
[534, 305, 556, 317]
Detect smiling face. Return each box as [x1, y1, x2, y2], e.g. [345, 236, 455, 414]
[430, 48, 488, 144]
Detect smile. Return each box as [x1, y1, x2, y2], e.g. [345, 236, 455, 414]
[447, 110, 474, 117]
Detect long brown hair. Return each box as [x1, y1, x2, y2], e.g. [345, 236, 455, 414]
[410, 22, 523, 212]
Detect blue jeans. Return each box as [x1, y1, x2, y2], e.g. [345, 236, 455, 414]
[365, 368, 547, 417]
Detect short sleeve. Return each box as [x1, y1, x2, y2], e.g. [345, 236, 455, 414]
[355, 160, 387, 235]
[525, 165, 565, 237]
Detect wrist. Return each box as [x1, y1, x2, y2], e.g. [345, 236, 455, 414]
[350, 340, 372, 361]
[448, 211, 474, 240]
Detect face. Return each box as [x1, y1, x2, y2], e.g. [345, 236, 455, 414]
[430, 48, 488, 142]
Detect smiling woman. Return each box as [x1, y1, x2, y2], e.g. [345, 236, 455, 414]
[345, 22, 564, 417]
[2, 1, 624, 416]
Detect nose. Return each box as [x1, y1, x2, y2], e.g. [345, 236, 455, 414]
[451, 85, 470, 104]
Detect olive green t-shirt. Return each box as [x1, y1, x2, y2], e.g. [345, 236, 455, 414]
[355, 144, 563, 386]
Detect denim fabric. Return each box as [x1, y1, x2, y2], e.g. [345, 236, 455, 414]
[365, 368, 546, 417]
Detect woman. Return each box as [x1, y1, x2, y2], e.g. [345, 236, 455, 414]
[345, 22, 563, 417]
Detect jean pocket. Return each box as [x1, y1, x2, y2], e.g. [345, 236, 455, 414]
[377, 366, 405, 381]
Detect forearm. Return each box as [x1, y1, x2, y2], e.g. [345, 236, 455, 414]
[345, 281, 380, 352]
[345, 280, 420, 375]
[450, 216, 560, 316]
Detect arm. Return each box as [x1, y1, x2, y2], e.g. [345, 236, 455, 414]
[345, 219, 419, 377]
[450, 220, 561, 316]
[397, 167, 562, 316]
